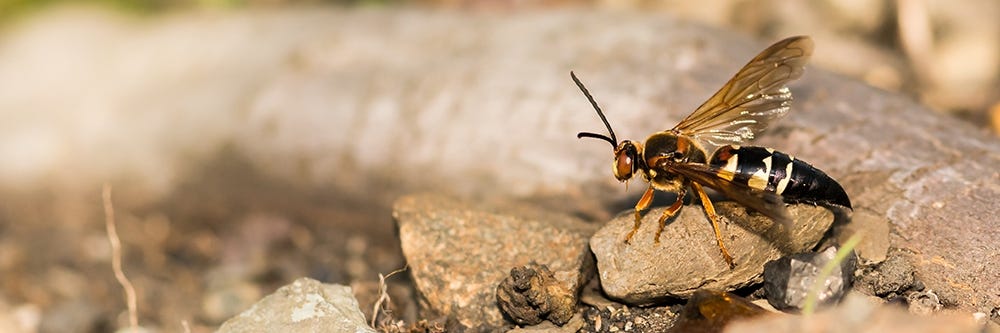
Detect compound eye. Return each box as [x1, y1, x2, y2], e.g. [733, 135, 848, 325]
[614, 151, 634, 180]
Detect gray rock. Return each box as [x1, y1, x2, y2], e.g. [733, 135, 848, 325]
[763, 246, 856, 311]
[590, 201, 833, 304]
[393, 194, 597, 330]
[216, 278, 375, 333]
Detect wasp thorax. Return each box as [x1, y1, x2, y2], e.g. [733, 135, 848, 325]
[644, 133, 707, 167]
[613, 140, 642, 181]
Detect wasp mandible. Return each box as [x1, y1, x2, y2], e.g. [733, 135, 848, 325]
[574, 36, 851, 268]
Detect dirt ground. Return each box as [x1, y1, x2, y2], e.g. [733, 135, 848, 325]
[0, 150, 410, 332]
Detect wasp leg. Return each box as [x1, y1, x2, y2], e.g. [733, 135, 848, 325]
[654, 187, 687, 244]
[691, 182, 736, 269]
[625, 186, 656, 244]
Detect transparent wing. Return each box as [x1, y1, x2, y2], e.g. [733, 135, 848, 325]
[667, 162, 792, 226]
[672, 36, 813, 147]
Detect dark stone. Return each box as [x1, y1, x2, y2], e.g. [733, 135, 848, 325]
[763, 246, 856, 311]
[496, 262, 577, 326]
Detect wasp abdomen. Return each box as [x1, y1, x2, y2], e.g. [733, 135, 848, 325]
[709, 145, 851, 209]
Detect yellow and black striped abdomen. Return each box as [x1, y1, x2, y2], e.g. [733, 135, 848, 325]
[709, 145, 851, 209]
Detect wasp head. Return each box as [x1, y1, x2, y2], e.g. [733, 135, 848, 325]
[571, 71, 645, 183]
[613, 140, 642, 181]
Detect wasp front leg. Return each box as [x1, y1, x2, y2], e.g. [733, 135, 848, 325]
[691, 182, 736, 268]
[624, 186, 655, 244]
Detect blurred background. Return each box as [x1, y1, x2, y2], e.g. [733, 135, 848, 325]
[5, 0, 998, 128]
[0, 1, 997, 332]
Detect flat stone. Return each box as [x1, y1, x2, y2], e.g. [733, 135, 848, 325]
[393, 194, 597, 330]
[827, 171, 895, 265]
[217, 278, 376, 333]
[832, 210, 890, 265]
[591, 202, 834, 304]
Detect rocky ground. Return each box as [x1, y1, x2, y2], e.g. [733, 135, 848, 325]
[0, 4, 998, 333]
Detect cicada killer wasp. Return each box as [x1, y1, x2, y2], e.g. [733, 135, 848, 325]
[574, 36, 851, 268]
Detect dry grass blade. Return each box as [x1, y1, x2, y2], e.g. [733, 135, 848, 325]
[371, 265, 408, 329]
[802, 232, 862, 316]
[103, 184, 139, 332]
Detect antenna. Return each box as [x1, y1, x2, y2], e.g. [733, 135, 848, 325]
[572, 71, 617, 148]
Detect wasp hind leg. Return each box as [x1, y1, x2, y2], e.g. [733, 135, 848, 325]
[691, 182, 736, 269]
[624, 186, 656, 244]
